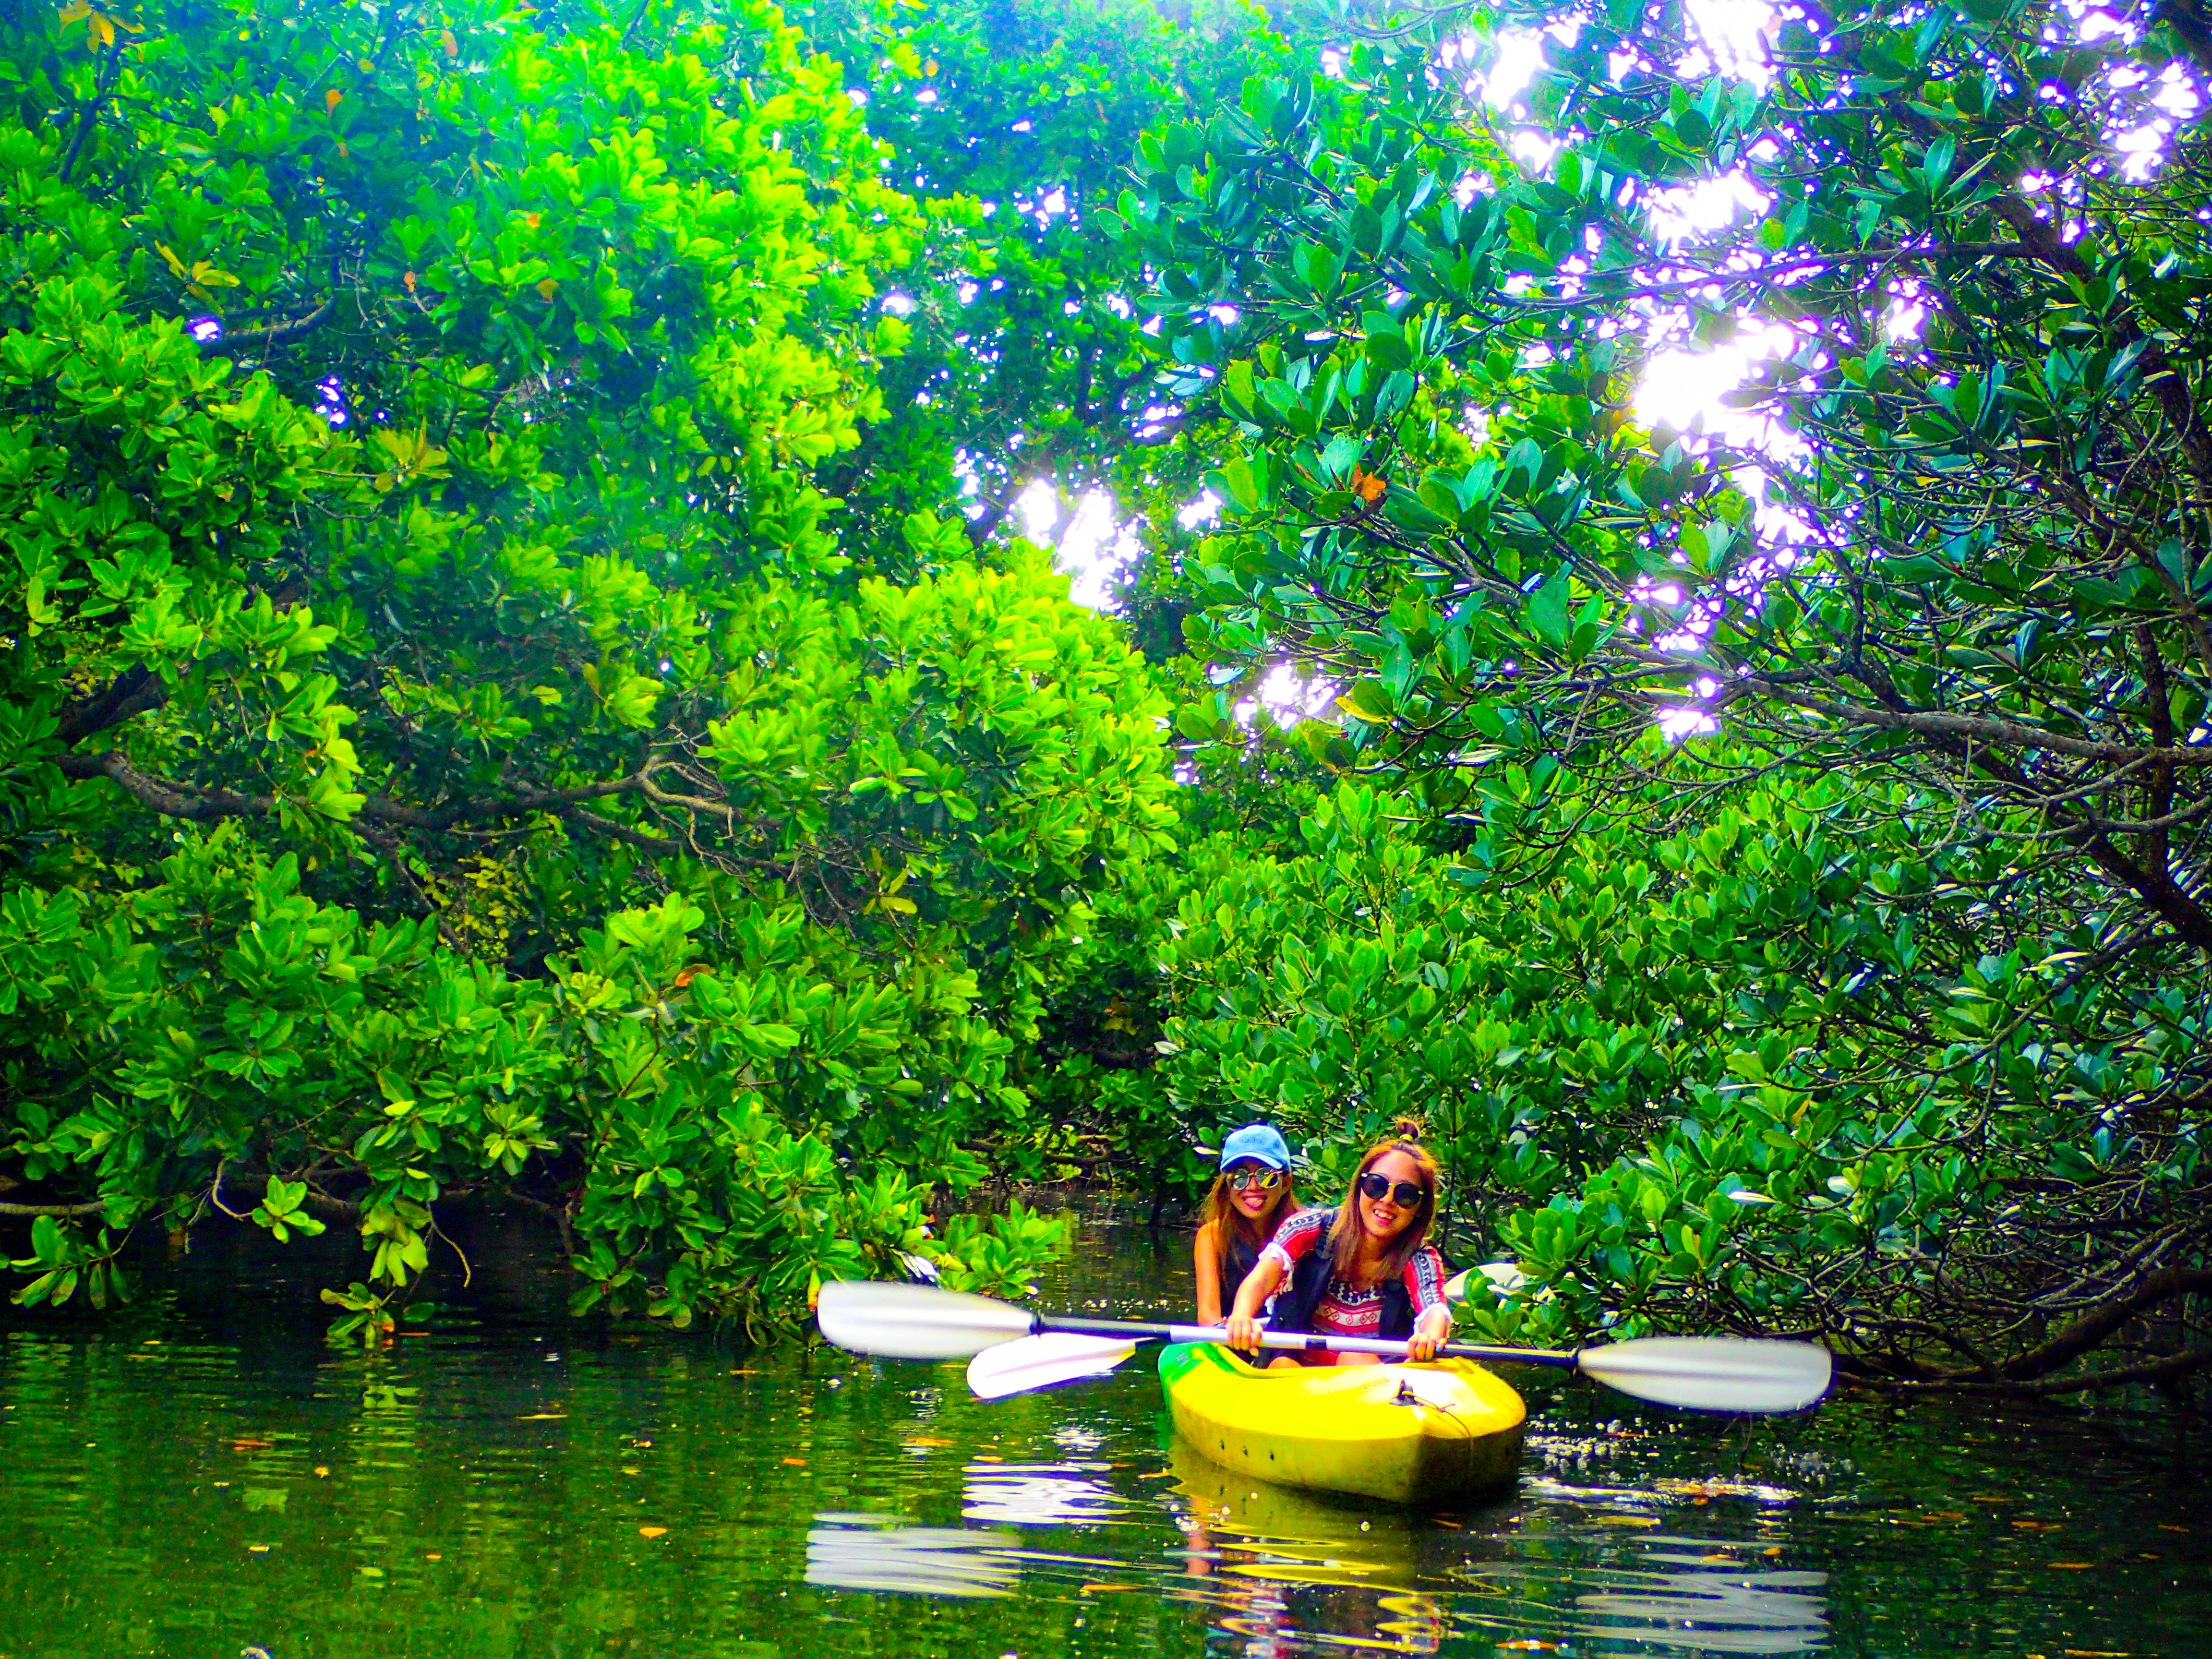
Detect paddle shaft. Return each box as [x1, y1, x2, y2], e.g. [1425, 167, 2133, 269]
[1032, 1313, 1579, 1371]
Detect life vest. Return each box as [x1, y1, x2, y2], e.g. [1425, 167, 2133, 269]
[1215, 1228, 1263, 1318]
[1271, 1217, 1442, 1342]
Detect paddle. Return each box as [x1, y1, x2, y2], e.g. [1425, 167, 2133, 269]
[816, 1280, 1832, 1413]
[1443, 1262, 1528, 1304]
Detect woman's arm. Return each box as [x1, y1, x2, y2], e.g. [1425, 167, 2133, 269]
[1193, 1222, 1225, 1325]
[1406, 1300, 1454, 1362]
[1404, 1248, 1454, 1362]
[1224, 1253, 1286, 1352]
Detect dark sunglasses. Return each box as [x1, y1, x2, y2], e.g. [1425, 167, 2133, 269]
[1358, 1172, 1425, 1209]
[1227, 1166, 1284, 1191]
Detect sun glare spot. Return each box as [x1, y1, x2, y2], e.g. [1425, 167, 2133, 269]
[2070, 4, 2132, 43]
[1646, 171, 1771, 244]
[1236, 664, 1338, 731]
[2116, 120, 2170, 179]
[1480, 32, 1546, 108]
[1634, 319, 1810, 460]
[1019, 482, 1142, 611]
[2153, 64, 2203, 119]
[1684, 0, 1779, 88]
[1512, 129, 1563, 170]
[1178, 491, 1222, 530]
[1658, 706, 1719, 740]
[1884, 289, 1929, 342]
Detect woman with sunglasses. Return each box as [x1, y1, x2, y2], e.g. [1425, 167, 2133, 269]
[1193, 1124, 1298, 1325]
[1224, 1138, 1451, 1365]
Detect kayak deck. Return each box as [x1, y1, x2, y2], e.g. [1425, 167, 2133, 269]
[1159, 1342, 1526, 1507]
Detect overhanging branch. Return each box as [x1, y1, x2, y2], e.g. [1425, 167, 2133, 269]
[56, 749, 676, 843]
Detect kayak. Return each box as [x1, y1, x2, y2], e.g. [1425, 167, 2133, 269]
[1158, 1341, 1526, 1506]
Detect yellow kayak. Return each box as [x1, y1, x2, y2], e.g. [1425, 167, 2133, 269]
[1159, 1341, 1526, 1506]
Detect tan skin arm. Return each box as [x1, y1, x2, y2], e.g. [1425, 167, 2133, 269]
[1223, 1253, 1286, 1353]
[1405, 1301, 1453, 1362]
[1192, 1221, 1226, 1325]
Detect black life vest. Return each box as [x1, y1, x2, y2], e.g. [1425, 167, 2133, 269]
[1215, 1228, 1262, 1318]
[1271, 1218, 1436, 1342]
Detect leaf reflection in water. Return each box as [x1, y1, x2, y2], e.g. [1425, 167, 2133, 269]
[1573, 1543, 1829, 1655]
[804, 1514, 1021, 1599]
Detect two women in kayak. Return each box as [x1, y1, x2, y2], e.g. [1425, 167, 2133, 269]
[1195, 1127, 1454, 1366]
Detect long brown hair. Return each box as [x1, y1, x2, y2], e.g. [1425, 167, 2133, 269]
[1330, 1138, 1440, 1283]
[1200, 1165, 1297, 1257]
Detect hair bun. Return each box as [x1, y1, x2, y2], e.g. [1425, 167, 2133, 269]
[1389, 1114, 1425, 1142]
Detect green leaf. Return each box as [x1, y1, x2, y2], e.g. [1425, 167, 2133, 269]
[1337, 680, 1393, 721]
[1525, 569, 1572, 649]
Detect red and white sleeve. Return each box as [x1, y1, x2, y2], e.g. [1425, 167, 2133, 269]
[1403, 1245, 1447, 1313]
[1258, 1207, 1327, 1276]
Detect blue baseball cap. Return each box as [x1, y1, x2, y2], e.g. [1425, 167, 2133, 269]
[1218, 1123, 1292, 1171]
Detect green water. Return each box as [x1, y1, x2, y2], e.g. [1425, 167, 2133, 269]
[0, 1216, 2203, 1659]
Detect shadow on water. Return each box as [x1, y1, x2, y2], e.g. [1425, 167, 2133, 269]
[0, 1209, 2205, 1659]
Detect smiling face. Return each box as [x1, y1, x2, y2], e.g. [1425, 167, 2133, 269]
[1224, 1160, 1282, 1220]
[1357, 1149, 1427, 1243]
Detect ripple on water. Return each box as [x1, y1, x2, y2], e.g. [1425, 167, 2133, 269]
[806, 1514, 1024, 1598]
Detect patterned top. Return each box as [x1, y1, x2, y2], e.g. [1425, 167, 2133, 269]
[1258, 1207, 1447, 1353]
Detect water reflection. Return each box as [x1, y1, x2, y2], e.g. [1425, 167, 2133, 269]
[812, 1443, 1834, 1656]
[1203, 1586, 1452, 1655]
[1157, 1438, 1458, 1655]
[962, 1458, 1137, 1525]
[1166, 1437, 1424, 1586]
[0, 1216, 2191, 1659]
[805, 1513, 1021, 1598]
[1573, 1544, 1828, 1654]
[1162, 1443, 1829, 1656]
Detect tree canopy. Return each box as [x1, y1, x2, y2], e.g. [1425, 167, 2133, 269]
[0, 0, 1190, 1335]
[1130, 0, 2212, 1391]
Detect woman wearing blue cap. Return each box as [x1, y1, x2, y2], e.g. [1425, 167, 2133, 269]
[1192, 1124, 1298, 1325]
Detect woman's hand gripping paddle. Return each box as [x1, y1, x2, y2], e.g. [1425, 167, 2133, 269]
[815, 1280, 1833, 1412]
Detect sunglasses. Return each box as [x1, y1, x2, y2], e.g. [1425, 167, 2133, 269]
[1227, 1166, 1284, 1191]
[1357, 1172, 1425, 1209]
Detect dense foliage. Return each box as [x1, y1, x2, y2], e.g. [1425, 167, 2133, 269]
[4, 0, 2206, 1391]
[0, 0, 1183, 1336]
[1126, 0, 2212, 1387]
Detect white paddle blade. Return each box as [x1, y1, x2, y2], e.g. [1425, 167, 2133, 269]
[817, 1279, 1034, 1360]
[1577, 1336, 1833, 1413]
[1445, 1262, 1529, 1305]
[967, 1334, 1139, 1401]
